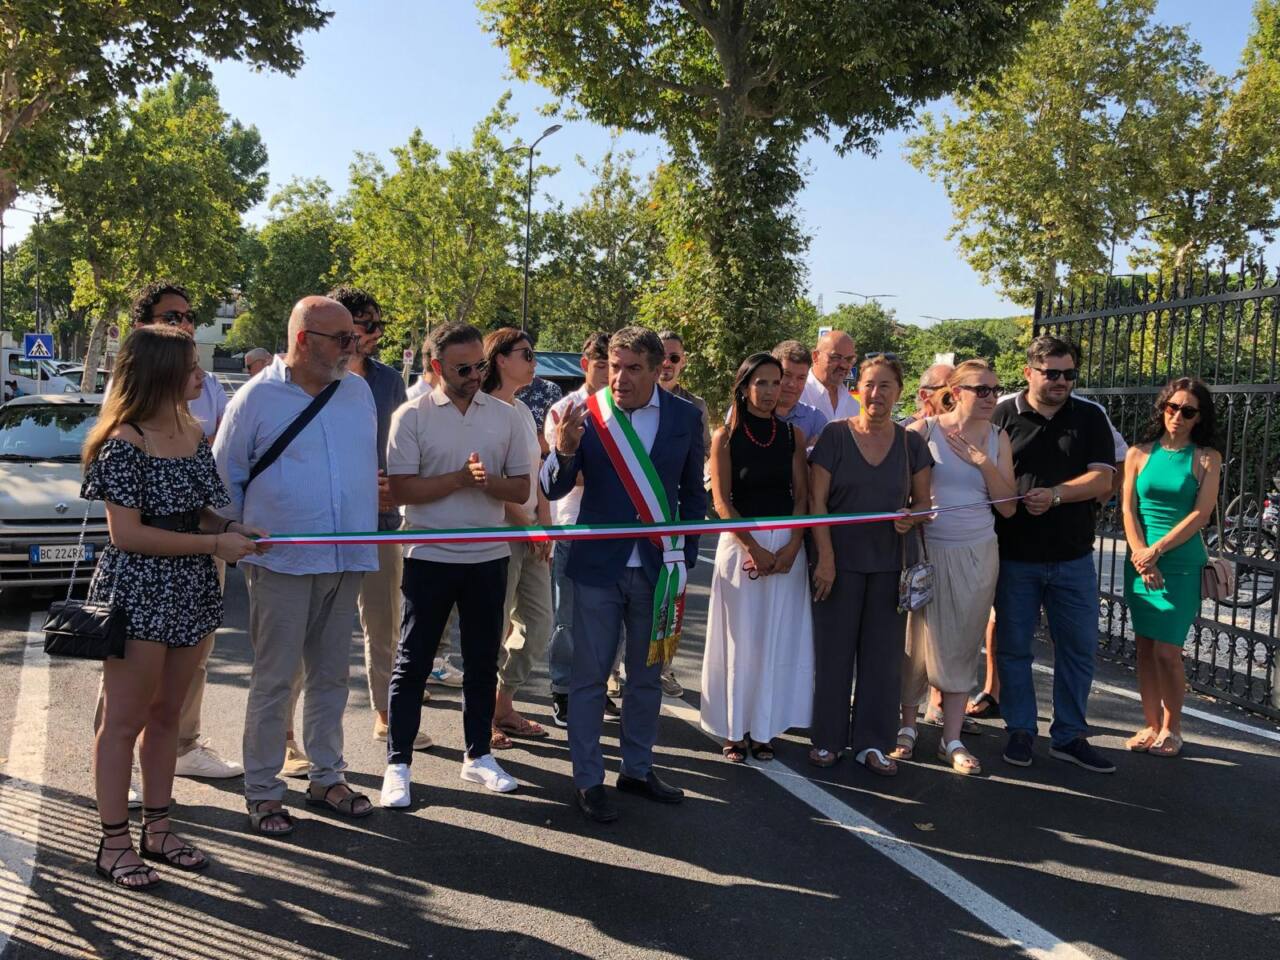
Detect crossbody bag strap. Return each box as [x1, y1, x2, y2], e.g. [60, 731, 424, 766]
[247, 379, 340, 486]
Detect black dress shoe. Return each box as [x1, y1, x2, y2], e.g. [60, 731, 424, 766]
[551, 693, 569, 728]
[616, 771, 684, 804]
[603, 697, 621, 720]
[576, 785, 619, 823]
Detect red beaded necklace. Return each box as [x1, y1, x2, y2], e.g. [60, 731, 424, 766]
[741, 412, 778, 448]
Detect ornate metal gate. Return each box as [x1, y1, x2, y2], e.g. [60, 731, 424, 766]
[1035, 263, 1279, 721]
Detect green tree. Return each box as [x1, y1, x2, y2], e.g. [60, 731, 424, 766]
[533, 149, 663, 350]
[52, 73, 268, 389]
[232, 177, 350, 351]
[348, 97, 531, 354]
[1, 216, 82, 351]
[0, 1, 328, 211]
[908, 0, 1280, 304]
[480, 0, 1055, 384]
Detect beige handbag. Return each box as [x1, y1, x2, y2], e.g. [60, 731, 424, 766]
[1194, 450, 1235, 601]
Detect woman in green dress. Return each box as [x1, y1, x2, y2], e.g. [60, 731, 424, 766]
[1121, 377, 1220, 758]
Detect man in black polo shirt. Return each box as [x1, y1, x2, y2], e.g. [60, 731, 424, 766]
[991, 335, 1116, 773]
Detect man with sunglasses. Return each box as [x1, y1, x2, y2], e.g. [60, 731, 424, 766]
[990, 335, 1117, 774]
[243, 348, 273, 378]
[802, 330, 861, 421]
[216, 295, 380, 832]
[903, 362, 954, 426]
[380, 322, 532, 805]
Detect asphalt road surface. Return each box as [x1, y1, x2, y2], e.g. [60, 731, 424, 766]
[0, 548, 1277, 960]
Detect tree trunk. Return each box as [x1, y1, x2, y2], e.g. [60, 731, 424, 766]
[79, 263, 111, 393]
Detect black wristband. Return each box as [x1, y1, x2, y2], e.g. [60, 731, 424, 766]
[221, 518, 234, 534]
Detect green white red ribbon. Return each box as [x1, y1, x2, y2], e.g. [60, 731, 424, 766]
[584, 386, 687, 666]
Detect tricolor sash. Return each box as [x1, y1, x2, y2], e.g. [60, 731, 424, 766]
[585, 386, 687, 666]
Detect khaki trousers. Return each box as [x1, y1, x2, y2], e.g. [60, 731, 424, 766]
[497, 541, 554, 695]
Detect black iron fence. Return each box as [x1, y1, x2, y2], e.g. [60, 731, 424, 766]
[1035, 262, 1279, 721]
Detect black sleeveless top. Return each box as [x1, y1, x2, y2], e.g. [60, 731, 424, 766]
[728, 411, 796, 518]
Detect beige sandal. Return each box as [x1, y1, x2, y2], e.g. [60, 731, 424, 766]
[1125, 727, 1158, 752]
[889, 726, 917, 761]
[938, 739, 982, 775]
[1149, 733, 1183, 758]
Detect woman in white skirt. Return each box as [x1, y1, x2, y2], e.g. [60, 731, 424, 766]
[894, 360, 1017, 774]
[701, 353, 813, 762]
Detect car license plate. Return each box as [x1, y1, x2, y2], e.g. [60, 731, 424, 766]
[29, 543, 93, 564]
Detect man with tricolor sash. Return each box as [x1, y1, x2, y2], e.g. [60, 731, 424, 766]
[541, 326, 707, 824]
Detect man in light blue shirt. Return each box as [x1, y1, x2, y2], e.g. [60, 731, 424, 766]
[214, 296, 379, 834]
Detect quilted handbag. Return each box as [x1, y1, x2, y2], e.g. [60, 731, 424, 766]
[896, 427, 935, 614]
[41, 502, 126, 660]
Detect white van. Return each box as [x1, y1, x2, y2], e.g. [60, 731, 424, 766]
[1, 346, 79, 402]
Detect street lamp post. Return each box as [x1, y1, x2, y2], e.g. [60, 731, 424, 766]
[837, 290, 898, 305]
[509, 124, 561, 333]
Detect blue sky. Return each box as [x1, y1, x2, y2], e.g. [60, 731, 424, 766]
[11, 1, 1263, 326]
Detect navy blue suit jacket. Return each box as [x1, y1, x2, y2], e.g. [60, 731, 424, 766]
[543, 388, 707, 588]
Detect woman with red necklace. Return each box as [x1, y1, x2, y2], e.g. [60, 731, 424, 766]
[700, 353, 813, 763]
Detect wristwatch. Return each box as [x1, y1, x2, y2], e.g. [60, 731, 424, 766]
[1050, 486, 1062, 507]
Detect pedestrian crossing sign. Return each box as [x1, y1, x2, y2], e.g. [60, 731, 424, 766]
[22, 333, 53, 360]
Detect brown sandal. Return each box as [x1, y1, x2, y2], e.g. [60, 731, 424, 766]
[494, 713, 548, 739]
[305, 783, 373, 819]
[490, 728, 515, 750]
[855, 748, 898, 777]
[808, 748, 840, 768]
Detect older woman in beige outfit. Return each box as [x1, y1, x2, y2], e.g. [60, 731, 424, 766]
[894, 361, 1016, 774]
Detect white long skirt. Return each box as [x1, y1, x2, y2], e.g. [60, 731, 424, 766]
[699, 528, 815, 742]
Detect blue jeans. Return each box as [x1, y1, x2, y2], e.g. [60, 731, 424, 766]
[994, 554, 1099, 748]
[547, 542, 574, 694]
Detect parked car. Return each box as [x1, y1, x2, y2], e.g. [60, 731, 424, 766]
[2, 348, 79, 402]
[55, 365, 110, 394]
[0, 394, 108, 594]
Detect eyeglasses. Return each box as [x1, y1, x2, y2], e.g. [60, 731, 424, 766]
[665, 353, 685, 365]
[353, 319, 385, 335]
[1163, 401, 1200, 419]
[957, 384, 1001, 399]
[1031, 367, 1079, 382]
[303, 329, 360, 349]
[450, 359, 489, 378]
[504, 347, 535, 362]
[156, 310, 197, 326]
[823, 351, 857, 366]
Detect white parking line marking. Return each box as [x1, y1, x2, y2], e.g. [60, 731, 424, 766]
[0, 613, 49, 953]
[663, 700, 1092, 960]
[1029, 663, 1280, 745]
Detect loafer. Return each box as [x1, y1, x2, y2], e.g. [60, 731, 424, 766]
[616, 771, 684, 804]
[1050, 737, 1116, 774]
[576, 784, 619, 823]
[1002, 731, 1034, 767]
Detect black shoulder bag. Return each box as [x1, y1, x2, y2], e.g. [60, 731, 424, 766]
[246, 379, 340, 486]
[43, 501, 126, 660]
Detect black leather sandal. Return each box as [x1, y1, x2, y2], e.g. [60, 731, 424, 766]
[96, 819, 161, 890]
[140, 805, 208, 872]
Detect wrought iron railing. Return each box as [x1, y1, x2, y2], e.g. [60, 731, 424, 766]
[1035, 262, 1279, 721]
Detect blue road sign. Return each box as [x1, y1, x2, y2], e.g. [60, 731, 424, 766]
[23, 333, 54, 360]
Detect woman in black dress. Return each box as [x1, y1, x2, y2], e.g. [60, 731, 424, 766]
[84, 325, 264, 889]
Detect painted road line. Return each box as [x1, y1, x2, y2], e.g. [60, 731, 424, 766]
[662, 700, 1092, 960]
[1029, 663, 1280, 745]
[0, 613, 49, 953]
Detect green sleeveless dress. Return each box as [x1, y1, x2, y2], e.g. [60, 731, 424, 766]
[1124, 444, 1206, 646]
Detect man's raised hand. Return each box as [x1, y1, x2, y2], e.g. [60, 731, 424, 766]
[552, 400, 587, 456]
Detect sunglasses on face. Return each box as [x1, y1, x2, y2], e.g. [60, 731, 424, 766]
[303, 329, 360, 349]
[353, 318, 385, 335]
[665, 353, 685, 365]
[505, 347, 535, 362]
[450, 359, 489, 378]
[957, 384, 1001, 399]
[1032, 367, 1079, 382]
[156, 310, 197, 326]
[1163, 401, 1200, 419]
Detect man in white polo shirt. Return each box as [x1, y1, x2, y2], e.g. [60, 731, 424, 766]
[380, 322, 532, 805]
[802, 329, 861, 421]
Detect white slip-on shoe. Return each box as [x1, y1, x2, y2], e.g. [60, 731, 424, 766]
[460, 754, 518, 793]
[380, 763, 413, 808]
[174, 739, 244, 779]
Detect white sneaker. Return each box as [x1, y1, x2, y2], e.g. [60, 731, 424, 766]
[174, 739, 243, 779]
[428, 658, 464, 687]
[460, 754, 518, 793]
[380, 763, 412, 808]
